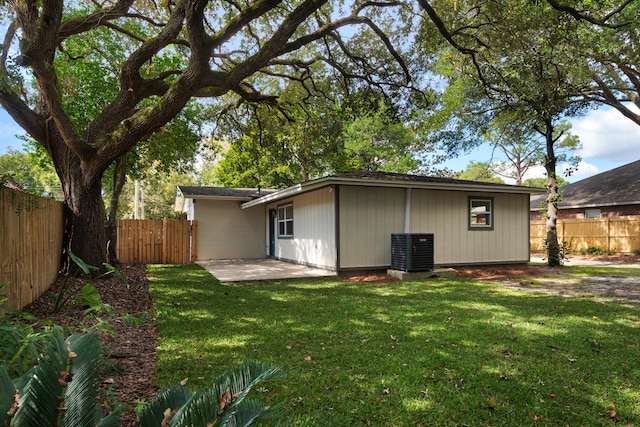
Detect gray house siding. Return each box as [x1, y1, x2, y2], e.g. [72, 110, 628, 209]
[338, 186, 405, 269]
[193, 200, 266, 260]
[266, 186, 337, 270]
[338, 185, 531, 268]
[411, 189, 530, 265]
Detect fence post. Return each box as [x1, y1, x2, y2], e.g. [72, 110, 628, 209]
[162, 219, 168, 264]
[191, 220, 198, 263]
[606, 217, 611, 252]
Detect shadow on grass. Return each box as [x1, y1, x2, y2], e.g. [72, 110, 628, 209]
[149, 264, 640, 426]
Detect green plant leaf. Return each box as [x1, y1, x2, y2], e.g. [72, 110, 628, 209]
[217, 399, 284, 427]
[170, 361, 284, 427]
[75, 284, 103, 309]
[98, 404, 125, 427]
[101, 263, 128, 285]
[136, 384, 192, 427]
[13, 329, 68, 427]
[62, 333, 102, 427]
[68, 250, 99, 275]
[0, 365, 17, 426]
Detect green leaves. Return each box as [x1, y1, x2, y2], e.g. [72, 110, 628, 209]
[5, 328, 120, 427]
[136, 360, 284, 427]
[0, 365, 17, 426]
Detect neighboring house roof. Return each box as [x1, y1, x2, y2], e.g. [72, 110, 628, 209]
[175, 186, 276, 212]
[241, 171, 545, 209]
[530, 159, 640, 211]
[1, 176, 27, 192]
[177, 186, 275, 199]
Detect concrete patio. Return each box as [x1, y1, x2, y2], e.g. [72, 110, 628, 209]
[196, 258, 337, 282]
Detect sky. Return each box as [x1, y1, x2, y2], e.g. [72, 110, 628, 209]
[432, 106, 640, 183]
[0, 105, 638, 183]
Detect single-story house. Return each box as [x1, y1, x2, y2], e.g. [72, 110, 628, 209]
[530, 159, 640, 220]
[176, 172, 545, 271]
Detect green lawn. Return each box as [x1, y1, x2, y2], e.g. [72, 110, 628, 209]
[148, 264, 640, 426]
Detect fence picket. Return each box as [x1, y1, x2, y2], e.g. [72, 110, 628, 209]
[0, 188, 63, 311]
[116, 219, 197, 264]
[531, 215, 640, 253]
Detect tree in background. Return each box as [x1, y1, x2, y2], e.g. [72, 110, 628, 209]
[214, 79, 345, 188]
[455, 161, 504, 184]
[544, 1, 640, 126]
[417, 0, 593, 265]
[0, 0, 413, 266]
[214, 81, 421, 188]
[484, 115, 581, 185]
[523, 176, 569, 188]
[340, 99, 418, 173]
[104, 103, 202, 262]
[0, 148, 62, 199]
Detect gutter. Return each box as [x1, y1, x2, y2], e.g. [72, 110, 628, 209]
[241, 176, 545, 209]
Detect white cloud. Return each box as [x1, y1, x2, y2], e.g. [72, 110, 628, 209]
[570, 107, 640, 162]
[563, 160, 600, 181]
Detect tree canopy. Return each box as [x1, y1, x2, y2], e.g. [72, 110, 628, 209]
[0, 0, 416, 266]
[416, 0, 597, 265]
[1, 0, 638, 267]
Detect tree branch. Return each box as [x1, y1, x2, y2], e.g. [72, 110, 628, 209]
[545, 0, 633, 28]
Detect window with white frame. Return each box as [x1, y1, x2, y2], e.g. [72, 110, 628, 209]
[469, 197, 494, 229]
[585, 209, 601, 218]
[278, 203, 294, 237]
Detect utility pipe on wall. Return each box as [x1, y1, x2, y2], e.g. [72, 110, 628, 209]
[404, 187, 411, 233]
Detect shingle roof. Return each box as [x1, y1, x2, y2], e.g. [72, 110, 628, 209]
[177, 186, 276, 199]
[530, 159, 640, 210]
[239, 171, 544, 209]
[330, 171, 513, 188]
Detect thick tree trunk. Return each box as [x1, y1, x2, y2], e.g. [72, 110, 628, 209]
[57, 155, 109, 271]
[107, 155, 128, 264]
[543, 120, 561, 266]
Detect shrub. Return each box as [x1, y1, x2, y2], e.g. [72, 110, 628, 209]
[0, 327, 283, 427]
[0, 284, 54, 378]
[580, 246, 604, 255]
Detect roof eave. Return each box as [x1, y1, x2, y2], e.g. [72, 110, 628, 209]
[242, 176, 545, 209]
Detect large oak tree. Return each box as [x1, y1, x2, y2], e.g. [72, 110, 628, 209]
[0, 0, 411, 267]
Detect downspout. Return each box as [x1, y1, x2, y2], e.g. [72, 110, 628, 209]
[404, 187, 411, 233]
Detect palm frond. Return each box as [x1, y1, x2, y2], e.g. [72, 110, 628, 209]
[0, 365, 17, 426]
[12, 329, 68, 427]
[62, 333, 102, 427]
[98, 404, 125, 427]
[217, 361, 284, 407]
[170, 361, 284, 427]
[169, 387, 224, 427]
[12, 356, 65, 426]
[216, 399, 285, 427]
[136, 384, 192, 427]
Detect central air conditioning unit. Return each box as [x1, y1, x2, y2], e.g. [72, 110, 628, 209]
[391, 233, 434, 272]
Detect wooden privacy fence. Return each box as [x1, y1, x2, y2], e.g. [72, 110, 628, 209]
[531, 215, 640, 253]
[116, 219, 197, 264]
[0, 188, 63, 310]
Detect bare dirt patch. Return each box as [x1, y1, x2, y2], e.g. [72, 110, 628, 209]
[455, 255, 640, 306]
[342, 272, 399, 283]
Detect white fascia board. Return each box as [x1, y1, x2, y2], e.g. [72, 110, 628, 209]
[241, 176, 546, 209]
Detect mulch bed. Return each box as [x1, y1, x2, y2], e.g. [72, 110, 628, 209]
[22, 264, 156, 427]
